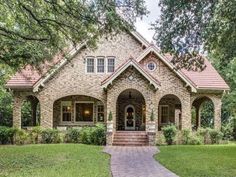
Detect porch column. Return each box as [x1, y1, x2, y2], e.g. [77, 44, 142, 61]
[181, 96, 192, 129]
[40, 99, 53, 129]
[106, 91, 115, 146]
[30, 99, 39, 126]
[196, 106, 201, 129]
[13, 94, 22, 128]
[214, 98, 222, 130]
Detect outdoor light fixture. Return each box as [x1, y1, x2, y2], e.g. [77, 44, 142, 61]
[84, 110, 90, 115]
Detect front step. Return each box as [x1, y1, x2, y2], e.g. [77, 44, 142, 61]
[112, 131, 148, 146]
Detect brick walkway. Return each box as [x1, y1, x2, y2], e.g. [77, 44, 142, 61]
[104, 146, 178, 177]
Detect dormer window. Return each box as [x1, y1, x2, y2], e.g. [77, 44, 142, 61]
[107, 57, 115, 73]
[97, 57, 105, 73]
[87, 57, 95, 73]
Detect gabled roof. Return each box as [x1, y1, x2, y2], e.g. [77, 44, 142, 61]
[137, 45, 230, 91]
[101, 58, 161, 90]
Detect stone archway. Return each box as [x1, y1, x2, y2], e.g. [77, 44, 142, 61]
[116, 89, 146, 131]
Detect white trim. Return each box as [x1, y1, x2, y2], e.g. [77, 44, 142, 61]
[102, 59, 160, 90]
[159, 105, 169, 124]
[130, 31, 150, 47]
[136, 46, 197, 92]
[86, 56, 95, 74]
[74, 101, 95, 123]
[96, 56, 105, 74]
[96, 103, 105, 122]
[107, 56, 116, 73]
[125, 105, 136, 130]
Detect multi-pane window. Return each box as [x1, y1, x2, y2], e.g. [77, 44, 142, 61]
[97, 57, 105, 73]
[87, 57, 95, 73]
[75, 102, 94, 122]
[61, 101, 72, 122]
[160, 105, 169, 124]
[107, 57, 115, 72]
[97, 105, 104, 122]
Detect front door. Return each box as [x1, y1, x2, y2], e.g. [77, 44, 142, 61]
[125, 105, 135, 130]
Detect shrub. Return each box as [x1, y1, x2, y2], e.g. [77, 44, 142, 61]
[80, 127, 92, 144]
[162, 125, 177, 145]
[209, 129, 223, 144]
[0, 126, 17, 144]
[221, 123, 233, 141]
[29, 126, 42, 144]
[181, 129, 191, 145]
[197, 128, 211, 144]
[188, 133, 203, 145]
[65, 128, 81, 143]
[15, 129, 29, 145]
[232, 117, 236, 140]
[90, 124, 106, 145]
[41, 129, 60, 144]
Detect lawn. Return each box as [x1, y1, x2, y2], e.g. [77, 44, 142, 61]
[0, 144, 111, 177]
[155, 144, 236, 177]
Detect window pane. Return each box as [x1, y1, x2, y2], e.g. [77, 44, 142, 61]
[87, 58, 94, 73]
[97, 58, 105, 73]
[62, 105, 72, 122]
[107, 58, 115, 72]
[161, 106, 169, 123]
[97, 105, 104, 122]
[75, 103, 93, 122]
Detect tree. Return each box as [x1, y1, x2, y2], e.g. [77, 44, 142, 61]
[152, 0, 236, 71]
[0, 0, 147, 69]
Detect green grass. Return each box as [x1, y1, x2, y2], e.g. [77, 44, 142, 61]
[0, 144, 111, 177]
[155, 144, 236, 177]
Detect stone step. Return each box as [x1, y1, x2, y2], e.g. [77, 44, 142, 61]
[113, 139, 147, 143]
[114, 135, 147, 138]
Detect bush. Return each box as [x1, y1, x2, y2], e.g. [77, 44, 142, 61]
[15, 129, 29, 145]
[181, 129, 191, 145]
[41, 129, 60, 144]
[90, 124, 106, 145]
[197, 128, 211, 144]
[209, 129, 223, 144]
[29, 126, 42, 144]
[162, 125, 177, 145]
[80, 127, 92, 144]
[221, 123, 233, 141]
[188, 133, 203, 145]
[65, 128, 81, 143]
[0, 126, 16, 144]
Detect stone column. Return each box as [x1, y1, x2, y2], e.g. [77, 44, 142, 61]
[196, 106, 201, 129]
[40, 99, 53, 129]
[214, 98, 222, 130]
[13, 94, 22, 128]
[30, 99, 39, 126]
[181, 96, 192, 130]
[106, 91, 115, 145]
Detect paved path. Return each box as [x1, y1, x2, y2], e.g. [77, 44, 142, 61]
[104, 146, 178, 177]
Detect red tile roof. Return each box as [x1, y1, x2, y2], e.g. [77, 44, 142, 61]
[163, 54, 230, 90]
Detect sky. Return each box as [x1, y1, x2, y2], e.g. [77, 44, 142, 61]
[135, 0, 161, 42]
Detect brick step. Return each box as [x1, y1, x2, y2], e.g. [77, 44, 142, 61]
[113, 138, 147, 142]
[114, 135, 147, 139]
[112, 142, 148, 146]
[115, 131, 146, 134]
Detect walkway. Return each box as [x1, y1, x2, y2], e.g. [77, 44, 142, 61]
[104, 146, 178, 177]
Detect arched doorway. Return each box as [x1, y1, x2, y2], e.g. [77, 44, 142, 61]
[192, 96, 214, 130]
[158, 94, 182, 131]
[116, 89, 145, 131]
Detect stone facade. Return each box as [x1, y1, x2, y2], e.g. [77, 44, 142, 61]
[11, 32, 224, 145]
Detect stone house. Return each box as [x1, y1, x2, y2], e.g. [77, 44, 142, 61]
[6, 31, 230, 145]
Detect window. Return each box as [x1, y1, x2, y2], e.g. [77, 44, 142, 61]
[97, 57, 105, 73]
[61, 101, 72, 122]
[75, 102, 94, 122]
[147, 61, 156, 71]
[107, 57, 115, 72]
[160, 105, 169, 124]
[97, 105, 104, 122]
[87, 57, 95, 73]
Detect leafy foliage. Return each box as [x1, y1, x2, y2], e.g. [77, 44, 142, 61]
[162, 124, 177, 145]
[0, 0, 147, 69]
[41, 129, 60, 144]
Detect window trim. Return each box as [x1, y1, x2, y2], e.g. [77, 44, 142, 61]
[159, 105, 169, 124]
[107, 57, 115, 73]
[86, 57, 95, 73]
[74, 101, 95, 123]
[61, 101, 72, 123]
